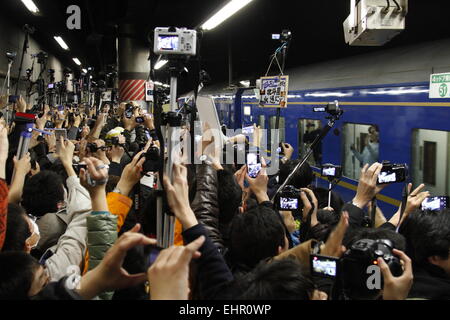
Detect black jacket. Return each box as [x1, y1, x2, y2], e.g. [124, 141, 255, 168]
[190, 165, 225, 252]
[408, 262, 450, 300]
[183, 224, 234, 300]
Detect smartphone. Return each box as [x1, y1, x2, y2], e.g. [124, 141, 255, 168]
[8, 95, 19, 104]
[310, 254, 339, 279]
[48, 83, 55, 90]
[421, 196, 449, 211]
[246, 153, 261, 178]
[55, 129, 67, 154]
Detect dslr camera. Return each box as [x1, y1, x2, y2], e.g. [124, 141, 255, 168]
[105, 136, 121, 148]
[340, 239, 403, 300]
[321, 163, 342, 179]
[154, 27, 197, 56]
[140, 145, 161, 173]
[377, 162, 408, 185]
[277, 185, 301, 211]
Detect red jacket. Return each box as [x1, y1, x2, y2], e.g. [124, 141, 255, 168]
[0, 179, 8, 251]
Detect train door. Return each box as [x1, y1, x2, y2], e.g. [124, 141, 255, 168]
[412, 129, 450, 195]
[297, 119, 322, 168]
[342, 123, 379, 180]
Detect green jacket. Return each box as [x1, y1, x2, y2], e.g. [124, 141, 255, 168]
[86, 212, 118, 300]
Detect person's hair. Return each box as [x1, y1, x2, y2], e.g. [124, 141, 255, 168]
[0, 251, 41, 300]
[343, 226, 406, 252]
[312, 187, 344, 213]
[400, 209, 450, 263]
[21, 170, 65, 217]
[229, 205, 286, 271]
[369, 124, 379, 133]
[279, 160, 313, 189]
[106, 175, 121, 194]
[237, 258, 315, 300]
[2, 204, 31, 252]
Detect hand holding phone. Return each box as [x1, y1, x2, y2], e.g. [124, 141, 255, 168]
[246, 153, 261, 179]
[55, 129, 67, 154]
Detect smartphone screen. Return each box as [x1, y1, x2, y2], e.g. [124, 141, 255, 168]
[421, 196, 449, 211]
[310, 255, 338, 279]
[377, 165, 407, 185]
[246, 153, 261, 178]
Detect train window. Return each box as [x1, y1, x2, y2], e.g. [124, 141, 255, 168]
[297, 119, 322, 167]
[412, 129, 450, 196]
[269, 116, 285, 145]
[342, 123, 380, 180]
[258, 115, 265, 129]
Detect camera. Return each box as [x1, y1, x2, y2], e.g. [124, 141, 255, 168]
[8, 95, 19, 104]
[72, 163, 87, 175]
[87, 143, 107, 153]
[377, 162, 408, 185]
[6, 52, 17, 61]
[105, 136, 121, 148]
[310, 254, 339, 279]
[313, 101, 343, 117]
[272, 30, 292, 43]
[340, 239, 403, 300]
[141, 146, 161, 173]
[321, 164, 342, 179]
[277, 185, 300, 211]
[136, 116, 145, 124]
[125, 104, 134, 119]
[421, 196, 449, 211]
[154, 27, 197, 56]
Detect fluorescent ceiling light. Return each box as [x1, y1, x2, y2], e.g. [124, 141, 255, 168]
[201, 0, 254, 31]
[54, 36, 70, 50]
[82, 68, 88, 73]
[73, 58, 82, 66]
[240, 80, 250, 87]
[154, 59, 168, 70]
[21, 0, 39, 14]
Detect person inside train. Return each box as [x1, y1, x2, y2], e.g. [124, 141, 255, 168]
[303, 120, 323, 166]
[350, 125, 380, 166]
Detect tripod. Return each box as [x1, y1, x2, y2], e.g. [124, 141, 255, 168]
[155, 59, 185, 249]
[2, 55, 15, 124]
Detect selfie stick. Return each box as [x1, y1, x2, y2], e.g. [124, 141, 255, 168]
[3, 57, 14, 124]
[15, 25, 34, 96]
[271, 109, 343, 202]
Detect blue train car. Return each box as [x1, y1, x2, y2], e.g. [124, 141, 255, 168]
[205, 83, 450, 217]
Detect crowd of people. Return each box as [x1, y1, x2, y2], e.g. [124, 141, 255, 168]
[0, 95, 449, 300]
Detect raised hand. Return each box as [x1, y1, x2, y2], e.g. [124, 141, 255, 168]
[379, 249, 413, 300]
[148, 235, 205, 300]
[352, 162, 386, 209]
[115, 151, 145, 196]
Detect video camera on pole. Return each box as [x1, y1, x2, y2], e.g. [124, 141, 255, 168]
[154, 27, 197, 56]
[152, 26, 199, 249]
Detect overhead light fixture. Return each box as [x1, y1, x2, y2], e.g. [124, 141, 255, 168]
[54, 36, 70, 50]
[240, 80, 250, 87]
[82, 68, 88, 73]
[154, 59, 168, 70]
[201, 0, 254, 31]
[72, 58, 82, 66]
[20, 0, 40, 14]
